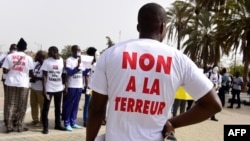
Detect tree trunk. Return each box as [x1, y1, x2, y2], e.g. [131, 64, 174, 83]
[242, 31, 250, 91]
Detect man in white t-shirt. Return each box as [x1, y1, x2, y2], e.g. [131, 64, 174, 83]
[0, 44, 17, 126]
[29, 50, 46, 127]
[86, 3, 222, 141]
[206, 66, 222, 121]
[2, 38, 33, 133]
[62, 45, 85, 131]
[41, 46, 66, 134]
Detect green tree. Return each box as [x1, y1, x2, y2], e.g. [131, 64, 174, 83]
[166, 0, 194, 50]
[182, 9, 219, 67]
[106, 36, 115, 48]
[61, 45, 72, 59]
[214, 0, 250, 90]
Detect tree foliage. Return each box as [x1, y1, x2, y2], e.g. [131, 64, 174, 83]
[61, 45, 72, 59]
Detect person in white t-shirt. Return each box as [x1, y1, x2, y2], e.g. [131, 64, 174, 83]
[86, 3, 222, 141]
[62, 45, 85, 131]
[29, 50, 46, 126]
[206, 66, 222, 121]
[2, 38, 33, 133]
[41, 46, 66, 134]
[0, 44, 17, 126]
[82, 47, 100, 127]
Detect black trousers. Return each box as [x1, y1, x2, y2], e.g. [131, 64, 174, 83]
[218, 86, 226, 106]
[42, 91, 62, 129]
[230, 89, 241, 107]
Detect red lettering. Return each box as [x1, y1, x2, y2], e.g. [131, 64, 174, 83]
[127, 98, 135, 112]
[150, 101, 159, 115]
[122, 52, 137, 69]
[142, 78, 160, 95]
[114, 96, 166, 115]
[135, 99, 143, 113]
[142, 100, 150, 114]
[120, 97, 127, 111]
[115, 97, 121, 111]
[12, 67, 23, 72]
[142, 77, 150, 94]
[157, 102, 166, 115]
[139, 53, 154, 71]
[156, 56, 172, 74]
[126, 76, 136, 92]
[150, 79, 159, 95]
[122, 52, 172, 74]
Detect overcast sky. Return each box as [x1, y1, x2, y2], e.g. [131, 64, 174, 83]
[0, 0, 175, 52]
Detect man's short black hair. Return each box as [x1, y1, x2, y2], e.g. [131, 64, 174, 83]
[48, 46, 58, 53]
[138, 3, 166, 34]
[71, 45, 79, 52]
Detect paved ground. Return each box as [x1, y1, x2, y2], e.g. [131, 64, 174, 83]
[0, 87, 106, 141]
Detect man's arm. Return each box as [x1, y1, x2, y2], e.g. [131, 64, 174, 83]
[86, 91, 108, 141]
[42, 70, 48, 98]
[164, 88, 222, 136]
[62, 69, 67, 95]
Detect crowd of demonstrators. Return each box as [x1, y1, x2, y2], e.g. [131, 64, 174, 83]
[0, 44, 17, 125]
[206, 65, 222, 122]
[2, 38, 34, 133]
[41, 46, 66, 134]
[218, 68, 231, 107]
[172, 87, 193, 117]
[86, 3, 222, 141]
[29, 50, 46, 127]
[227, 71, 243, 109]
[61, 45, 84, 131]
[0, 35, 103, 135]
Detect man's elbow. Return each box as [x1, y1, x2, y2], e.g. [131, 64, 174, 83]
[215, 101, 222, 113]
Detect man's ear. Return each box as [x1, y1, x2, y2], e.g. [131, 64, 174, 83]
[160, 22, 165, 34]
[137, 24, 140, 32]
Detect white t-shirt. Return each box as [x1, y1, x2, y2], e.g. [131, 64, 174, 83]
[41, 57, 64, 92]
[0, 52, 8, 80]
[206, 72, 222, 88]
[232, 76, 243, 90]
[82, 55, 93, 69]
[89, 39, 213, 141]
[66, 56, 84, 88]
[2, 51, 33, 88]
[31, 61, 43, 91]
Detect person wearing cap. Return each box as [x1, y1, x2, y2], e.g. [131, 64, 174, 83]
[0, 44, 17, 126]
[2, 38, 33, 133]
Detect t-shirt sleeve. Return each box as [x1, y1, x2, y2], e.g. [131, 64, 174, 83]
[89, 54, 108, 95]
[28, 56, 34, 70]
[181, 55, 214, 101]
[2, 55, 10, 69]
[40, 59, 48, 71]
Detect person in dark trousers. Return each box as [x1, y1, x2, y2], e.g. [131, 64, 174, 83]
[227, 71, 243, 109]
[218, 68, 231, 107]
[41, 46, 66, 134]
